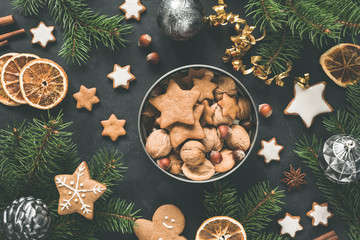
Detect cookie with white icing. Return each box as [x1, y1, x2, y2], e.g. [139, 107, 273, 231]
[278, 213, 303, 238]
[134, 204, 187, 240]
[306, 202, 334, 227]
[107, 64, 136, 89]
[257, 137, 284, 164]
[119, 0, 146, 21]
[30, 22, 56, 48]
[284, 81, 333, 128]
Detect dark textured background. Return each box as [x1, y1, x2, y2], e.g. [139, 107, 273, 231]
[0, 0, 351, 239]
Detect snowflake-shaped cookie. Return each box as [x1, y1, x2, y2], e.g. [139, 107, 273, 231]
[55, 161, 107, 220]
[30, 22, 56, 48]
[278, 213, 303, 238]
[284, 81, 333, 128]
[306, 202, 334, 226]
[107, 64, 136, 89]
[119, 0, 146, 21]
[257, 137, 284, 164]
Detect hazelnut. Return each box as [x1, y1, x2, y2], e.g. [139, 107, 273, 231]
[145, 129, 172, 159]
[180, 141, 205, 166]
[147, 52, 160, 64]
[241, 120, 253, 132]
[157, 158, 171, 170]
[259, 103, 272, 118]
[138, 34, 152, 48]
[225, 125, 250, 151]
[236, 96, 252, 120]
[211, 103, 234, 127]
[217, 125, 231, 140]
[201, 127, 223, 152]
[182, 159, 215, 181]
[210, 150, 223, 165]
[214, 76, 238, 101]
[214, 149, 235, 173]
[233, 149, 246, 162]
[169, 154, 183, 175]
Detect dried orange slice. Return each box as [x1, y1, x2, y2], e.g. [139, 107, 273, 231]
[1, 53, 39, 104]
[0, 53, 20, 106]
[19, 59, 68, 110]
[320, 43, 360, 87]
[196, 216, 247, 240]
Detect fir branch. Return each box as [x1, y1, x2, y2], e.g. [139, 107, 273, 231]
[253, 232, 289, 240]
[12, 0, 45, 15]
[203, 181, 240, 219]
[93, 198, 140, 233]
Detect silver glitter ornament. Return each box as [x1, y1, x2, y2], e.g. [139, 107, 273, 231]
[2, 197, 51, 240]
[157, 0, 205, 41]
[318, 134, 360, 184]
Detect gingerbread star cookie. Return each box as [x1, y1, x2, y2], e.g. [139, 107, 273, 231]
[30, 22, 55, 48]
[107, 64, 136, 89]
[191, 75, 217, 102]
[278, 213, 303, 238]
[167, 104, 205, 148]
[200, 100, 215, 126]
[101, 114, 126, 141]
[306, 202, 334, 227]
[149, 80, 200, 129]
[73, 85, 100, 111]
[119, 0, 146, 21]
[134, 204, 187, 240]
[181, 68, 214, 88]
[218, 93, 240, 120]
[257, 137, 283, 164]
[54, 161, 107, 220]
[284, 82, 333, 128]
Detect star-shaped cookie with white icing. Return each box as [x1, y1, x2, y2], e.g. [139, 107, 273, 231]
[107, 64, 136, 89]
[257, 137, 283, 164]
[284, 82, 333, 128]
[119, 0, 146, 21]
[278, 213, 303, 238]
[30, 22, 56, 48]
[306, 202, 334, 227]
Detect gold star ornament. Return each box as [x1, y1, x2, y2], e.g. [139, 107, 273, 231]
[54, 161, 107, 220]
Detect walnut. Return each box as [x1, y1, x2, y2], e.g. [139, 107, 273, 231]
[201, 127, 223, 152]
[214, 149, 235, 173]
[225, 125, 250, 151]
[236, 96, 251, 120]
[211, 103, 234, 126]
[145, 129, 172, 159]
[169, 154, 183, 175]
[214, 76, 238, 101]
[180, 141, 205, 166]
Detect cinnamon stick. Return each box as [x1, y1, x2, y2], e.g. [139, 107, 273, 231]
[314, 231, 339, 240]
[0, 29, 25, 42]
[0, 40, 8, 48]
[0, 15, 15, 27]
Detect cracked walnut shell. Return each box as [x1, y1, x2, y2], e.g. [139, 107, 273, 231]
[236, 96, 251, 120]
[201, 127, 223, 152]
[145, 129, 172, 159]
[214, 149, 236, 173]
[211, 103, 234, 127]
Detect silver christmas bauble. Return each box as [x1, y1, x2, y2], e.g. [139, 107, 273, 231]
[318, 134, 360, 184]
[157, 0, 205, 41]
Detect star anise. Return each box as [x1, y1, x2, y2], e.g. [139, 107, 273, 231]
[281, 165, 307, 191]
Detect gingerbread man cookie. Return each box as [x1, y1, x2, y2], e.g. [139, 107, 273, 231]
[134, 204, 187, 240]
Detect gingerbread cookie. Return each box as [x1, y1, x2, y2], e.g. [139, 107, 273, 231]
[278, 213, 303, 238]
[54, 161, 107, 220]
[107, 64, 136, 89]
[101, 114, 126, 141]
[200, 100, 215, 126]
[181, 68, 214, 89]
[149, 80, 200, 129]
[257, 137, 283, 164]
[306, 202, 334, 227]
[30, 22, 55, 48]
[191, 75, 217, 102]
[73, 85, 100, 111]
[284, 82, 333, 128]
[167, 104, 205, 148]
[134, 204, 187, 240]
[218, 93, 240, 120]
[119, 0, 146, 21]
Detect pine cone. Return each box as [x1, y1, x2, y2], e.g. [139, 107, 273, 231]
[2, 197, 51, 240]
